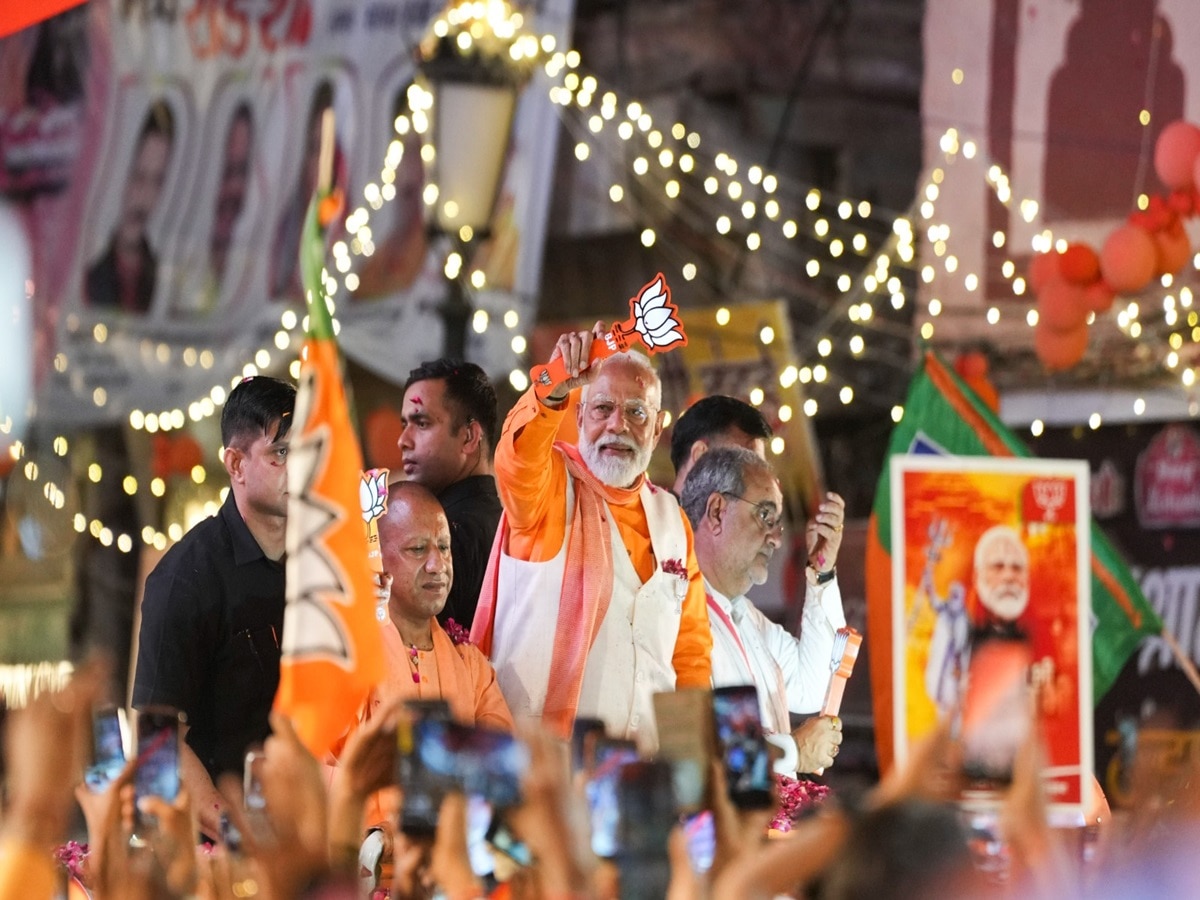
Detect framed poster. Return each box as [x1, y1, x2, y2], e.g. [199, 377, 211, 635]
[890, 455, 1092, 821]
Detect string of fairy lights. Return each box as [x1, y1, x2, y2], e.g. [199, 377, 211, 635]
[8, 7, 1200, 554]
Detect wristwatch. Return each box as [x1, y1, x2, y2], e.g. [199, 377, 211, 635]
[807, 565, 836, 586]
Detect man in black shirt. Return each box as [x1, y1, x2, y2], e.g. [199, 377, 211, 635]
[397, 359, 501, 630]
[133, 375, 295, 837]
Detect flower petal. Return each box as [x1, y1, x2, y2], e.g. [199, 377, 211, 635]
[648, 327, 683, 347]
[637, 277, 665, 309]
[644, 306, 673, 331]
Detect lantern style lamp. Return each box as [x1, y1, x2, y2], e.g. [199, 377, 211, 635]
[416, 2, 541, 359]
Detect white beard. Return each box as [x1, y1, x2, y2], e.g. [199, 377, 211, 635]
[579, 433, 651, 488]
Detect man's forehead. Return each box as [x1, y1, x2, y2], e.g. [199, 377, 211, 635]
[403, 378, 448, 411]
[742, 467, 782, 502]
[592, 365, 658, 403]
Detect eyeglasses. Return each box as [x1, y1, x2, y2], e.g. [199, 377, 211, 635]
[721, 492, 783, 532]
[582, 397, 658, 427]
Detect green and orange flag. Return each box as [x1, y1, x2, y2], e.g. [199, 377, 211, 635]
[865, 350, 1161, 772]
[274, 189, 383, 759]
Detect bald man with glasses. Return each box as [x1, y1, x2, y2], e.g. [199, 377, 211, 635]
[471, 323, 711, 751]
[682, 446, 847, 775]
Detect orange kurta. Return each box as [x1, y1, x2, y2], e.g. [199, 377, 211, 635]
[0, 838, 57, 900]
[493, 388, 711, 688]
[369, 618, 514, 731]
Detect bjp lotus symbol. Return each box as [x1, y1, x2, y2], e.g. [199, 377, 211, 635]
[530, 273, 689, 399]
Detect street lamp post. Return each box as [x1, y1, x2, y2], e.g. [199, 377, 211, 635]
[417, 5, 537, 359]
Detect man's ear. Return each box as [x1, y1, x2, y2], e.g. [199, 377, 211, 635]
[649, 408, 667, 449]
[223, 445, 244, 483]
[688, 439, 710, 469]
[705, 491, 726, 533]
[461, 419, 482, 455]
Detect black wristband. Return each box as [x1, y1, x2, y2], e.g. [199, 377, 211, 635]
[809, 566, 836, 585]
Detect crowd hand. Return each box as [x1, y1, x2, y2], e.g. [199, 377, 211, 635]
[89, 761, 160, 900]
[138, 790, 200, 897]
[665, 825, 703, 900]
[867, 717, 962, 811]
[2, 659, 105, 853]
[508, 724, 593, 895]
[793, 715, 843, 774]
[806, 491, 846, 573]
[390, 831, 432, 900]
[706, 762, 771, 886]
[711, 805, 851, 900]
[218, 712, 331, 900]
[1000, 728, 1074, 897]
[540, 322, 607, 403]
[329, 695, 406, 871]
[427, 793, 485, 898]
[194, 845, 267, 900]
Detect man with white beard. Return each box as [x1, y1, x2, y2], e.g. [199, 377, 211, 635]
[973, 525, 1030, 627]
[471, 323, 712, 749]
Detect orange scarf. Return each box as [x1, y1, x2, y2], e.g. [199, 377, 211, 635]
[472, 441, 643, 736]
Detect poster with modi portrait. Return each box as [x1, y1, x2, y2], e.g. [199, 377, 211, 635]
[890, 454, 1092, 822]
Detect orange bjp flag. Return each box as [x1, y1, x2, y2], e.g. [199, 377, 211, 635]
[274, 192, 383, 759]
[0, 0, 86, 38]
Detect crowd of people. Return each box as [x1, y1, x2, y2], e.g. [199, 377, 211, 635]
[2, 325, 1197, 899]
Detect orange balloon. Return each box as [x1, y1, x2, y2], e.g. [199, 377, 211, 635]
[1082, 280, 1116, 314]
[1154, 221, 1192, 277]
[1099, 225, 1156, 294]
[1027, 251, 1061, 293]
[1035, 321, 1089, 372]
[1037, 278, 1089, 332]
[1059, 243, 1101, 285]
[1154, 121, 1200, 191]
[954, 350, 989, 381]
[365, 406, 405, 470]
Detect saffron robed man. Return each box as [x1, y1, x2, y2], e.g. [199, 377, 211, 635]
[471, 322, 713, 749]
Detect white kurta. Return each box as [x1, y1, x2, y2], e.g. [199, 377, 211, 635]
[707, 577, 846, 736]
[490, 476, 690, 751]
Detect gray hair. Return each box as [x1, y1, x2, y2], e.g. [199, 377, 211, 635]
[973, 524, 1027, 571]
[681, 446, 774, 526]
[581, 349, 661, 407]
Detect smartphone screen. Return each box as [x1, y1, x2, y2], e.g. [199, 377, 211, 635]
[485, 812, 533, 867]
[452, 724, 527, 809]
[571, 717, 608, 773]
[84, 706, 127, 792]
[586, 738, 640, 859]
[397, 718, 452, 836]
[682, 811, 715, 874]
[960, 633, 1033, 787]
[712, 685, 772, 810]
[614, 764, 676, 900]
[616, 760, 676, 859]
[132, 707, 183, 840]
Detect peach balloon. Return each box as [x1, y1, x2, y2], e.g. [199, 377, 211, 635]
[1058, 243, 1101, 285]
[1154, 221, 1192, 277]
[1035, 320, 1089, 372]
[1082, 280, 1116, 314]
[1099, 225, 1156, 294]
[1027, 251, 1061, 293]
[1037, 278, 1089, 332]
[1154, 121, 1200, 191]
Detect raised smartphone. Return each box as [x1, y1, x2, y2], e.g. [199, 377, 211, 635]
[712, 685, 773, 810]
[131, 706, 183, 843]
[960, 632, 1033, 786]
[84, 705, 128, 792]
[585, 737, 640, 859]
